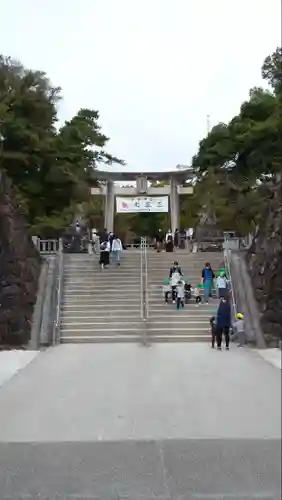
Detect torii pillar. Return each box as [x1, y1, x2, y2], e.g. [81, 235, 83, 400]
[104, 180, 115, 233]
[170, 176, 180, 233]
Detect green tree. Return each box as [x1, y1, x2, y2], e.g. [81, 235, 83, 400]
[0, 55, 124, 237]
[190, 48, 282, 234]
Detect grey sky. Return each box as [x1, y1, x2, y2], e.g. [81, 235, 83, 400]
[0, 0, 281, 172]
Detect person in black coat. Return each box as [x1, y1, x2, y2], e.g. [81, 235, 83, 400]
[174, 228, 180, 248]
[99, 228, 109, 243]
[155, 228, 164, 252]
[216, 297, 231, 350]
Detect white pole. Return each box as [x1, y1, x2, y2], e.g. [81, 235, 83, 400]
[206, 114, 211, 134]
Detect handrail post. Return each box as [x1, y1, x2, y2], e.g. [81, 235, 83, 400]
[52, 237, 64, 345]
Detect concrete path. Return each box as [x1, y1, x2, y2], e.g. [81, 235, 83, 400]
[0, 349, 38, 388]
[0, 343, 280, 499]
[256, 347, 281, 370]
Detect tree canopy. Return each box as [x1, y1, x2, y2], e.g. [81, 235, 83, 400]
[0, 55, 124, 236]
[188, 46, 282, 235]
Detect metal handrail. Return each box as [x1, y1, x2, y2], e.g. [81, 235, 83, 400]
[140, 237, 144, 319]
[52, 238, 64, 345]
[223, 238, 237, 322]
[139, 236, 148, 345]
[144, 237, 149, 320]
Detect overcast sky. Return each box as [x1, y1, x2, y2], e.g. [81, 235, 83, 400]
[0, 0, 281, 172]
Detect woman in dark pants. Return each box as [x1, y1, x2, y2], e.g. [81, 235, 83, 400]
[216, 297, 231, 350]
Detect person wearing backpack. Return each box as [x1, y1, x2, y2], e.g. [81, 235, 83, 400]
[165, 229, 174, 252]
[169, 261, 183, 278]
[201, 262, 215, 302]
[99, 239, 110, 269]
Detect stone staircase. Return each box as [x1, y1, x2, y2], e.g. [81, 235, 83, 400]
[60, 250, 223, 343]
[60, 252, 143, 343]
[146, 250, 223, 342]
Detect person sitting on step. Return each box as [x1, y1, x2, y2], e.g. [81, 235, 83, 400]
[184, 280, 192, 303]
[163, 279, 171, 303]
[193, 283, 202, 305]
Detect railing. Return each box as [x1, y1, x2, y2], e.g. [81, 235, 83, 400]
[140, 237, 148, 345]
[223, 237, 237, 321]
[52, 238, 64, 345]
[140, 237, 144, 319]
[144, 237, 149, 321]
[223, 236, 237, 322]
[32, 237, 60, 254]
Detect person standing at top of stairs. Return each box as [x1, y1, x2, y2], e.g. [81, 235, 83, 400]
[155, 228, 164, 252]
[99, 228, 109, 243]
[165, 230, 174, 252]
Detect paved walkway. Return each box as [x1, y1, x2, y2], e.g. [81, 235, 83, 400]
[0, 343, 281, 498]
[0, 349, 38, 388]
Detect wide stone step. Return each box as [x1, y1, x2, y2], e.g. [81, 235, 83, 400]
[63, 288, 140, 293]
[61, 317, 142, 325]
[60, 333, 210, 344]
[60, 326, 144, 335]
[148, 312, 212, 318]
[60, 324, 210, 334]
[63, 271, 141, 276]
[63, 292, 140, 298]
[62, 312, 141, 317]
[60, 334, 143, 344]
[62, 304, 141, 311]
[64, 277, 140, 283]
[63, 299, 140, 305]
[146, 319, 209, 326]
[64, 283, 141, 288]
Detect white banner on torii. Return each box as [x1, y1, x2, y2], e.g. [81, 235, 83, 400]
[116, 196, 169, 213]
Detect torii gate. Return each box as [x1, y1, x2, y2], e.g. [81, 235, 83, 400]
[90, 169, 194, 233]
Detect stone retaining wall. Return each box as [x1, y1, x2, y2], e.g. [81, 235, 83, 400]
[0, 171, 41, 346]
[246, 182, 282, 342]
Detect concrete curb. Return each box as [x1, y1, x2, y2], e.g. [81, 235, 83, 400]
[29, 260, 49, 349]
[255, 348, 282, 370]
[0, 350, 39, 388]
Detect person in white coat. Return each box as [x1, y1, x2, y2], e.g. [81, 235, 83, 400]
[111, 235, 123, 266]
[88, 228, 98, 255]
